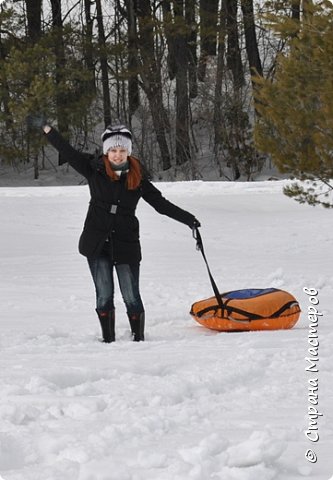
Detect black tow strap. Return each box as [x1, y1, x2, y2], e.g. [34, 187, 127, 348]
[192, 226, 224, 311]
[192, 227, 300, 323]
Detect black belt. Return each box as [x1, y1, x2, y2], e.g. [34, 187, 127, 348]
[90, 199, 135, 216]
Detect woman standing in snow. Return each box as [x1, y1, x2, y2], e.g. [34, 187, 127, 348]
[27, 116, 200, 343]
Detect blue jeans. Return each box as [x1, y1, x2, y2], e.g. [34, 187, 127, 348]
[88, 252, 144, 315]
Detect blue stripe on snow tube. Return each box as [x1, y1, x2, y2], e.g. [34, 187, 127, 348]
[223, 288, 277, 300]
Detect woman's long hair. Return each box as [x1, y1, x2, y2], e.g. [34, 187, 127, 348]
[103, 155, 142, 190]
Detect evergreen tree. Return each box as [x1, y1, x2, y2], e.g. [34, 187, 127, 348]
[0, 3, 95, 175]
[254, 2, 333, 208]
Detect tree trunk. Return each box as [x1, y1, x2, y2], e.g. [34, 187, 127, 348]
[175, 53, 191, 166]
[50, 0, 69, 166]
[214, 0, 227, 151]
[0, 31, 11, 130]
[126, 0, 140, 121]
[34, 154, 39, 180]
[173, 0, 191, 166]
[25, 0, 42, 42]
[185, 0, 197, 98]
[96, 0, 111, 127]
[136, 0, 171, 170]
[25, 0, 42, 178]
[240, 0, 262, 78]
[291, 0, 301, 20]
[198, 0, 219, 81]
[147, 88, 173, 170]
[161, 0, 177, 80]
[114, 7, 121, 121]
[225, 0, 244, 91]
[113, 7, 128, 124]
[83, 0, 96, 93]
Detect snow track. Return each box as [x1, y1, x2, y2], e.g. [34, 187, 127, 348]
[0, 182, 332, 479]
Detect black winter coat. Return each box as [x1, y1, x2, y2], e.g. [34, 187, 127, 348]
[46, 128, 196, 264]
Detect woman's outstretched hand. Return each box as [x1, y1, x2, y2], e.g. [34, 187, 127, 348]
[26, 113, 47, 130]
[191, 218, 201, 229]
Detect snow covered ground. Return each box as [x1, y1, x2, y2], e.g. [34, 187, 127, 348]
[0, 181, 332, 480]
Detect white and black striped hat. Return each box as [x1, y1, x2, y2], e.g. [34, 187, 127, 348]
[101, 124, 132, 155]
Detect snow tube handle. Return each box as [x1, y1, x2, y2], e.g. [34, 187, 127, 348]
[193, 226, 224, 312]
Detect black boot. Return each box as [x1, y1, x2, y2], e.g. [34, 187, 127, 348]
[96, 309, 115, 343]
[128, 312, 145, 342]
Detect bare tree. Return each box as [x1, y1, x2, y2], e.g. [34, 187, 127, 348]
[291, 0, 301, 20]
[173, 0, 191, 165]
[96, 0, 112, 127]
[226, 0, 244, 91]
[161, 0, 177, 80]
[185, 0, 197, 98]
[136, 0, 171, 170]
[214, 0, 227, 151]
[126, 0, 140, 122]
[0, 11, 12, 131]
[241, 0, 262, 78]
[83, 0, 96, 93]
[25, 0, 42, 42]
[25, 0, 43, 178]
[198, 0, 219, 81]
[50, 0, 70, 166]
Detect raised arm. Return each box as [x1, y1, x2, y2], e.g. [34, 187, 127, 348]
[26, 114, 93, 178]
[43, 127, 93, 178]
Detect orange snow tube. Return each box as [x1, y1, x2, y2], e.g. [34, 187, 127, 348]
[190, 288, 301, 332]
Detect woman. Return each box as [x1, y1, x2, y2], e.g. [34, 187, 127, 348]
[27, 116, 200, 343]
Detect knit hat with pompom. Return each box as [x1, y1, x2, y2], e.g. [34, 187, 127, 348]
[101, 124, 132, 155]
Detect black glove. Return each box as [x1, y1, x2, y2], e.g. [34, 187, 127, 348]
[190, 218, 201, 229]
[26, 113, 47, 130]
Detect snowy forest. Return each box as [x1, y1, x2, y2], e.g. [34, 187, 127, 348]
[0, 0, 332, 205]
